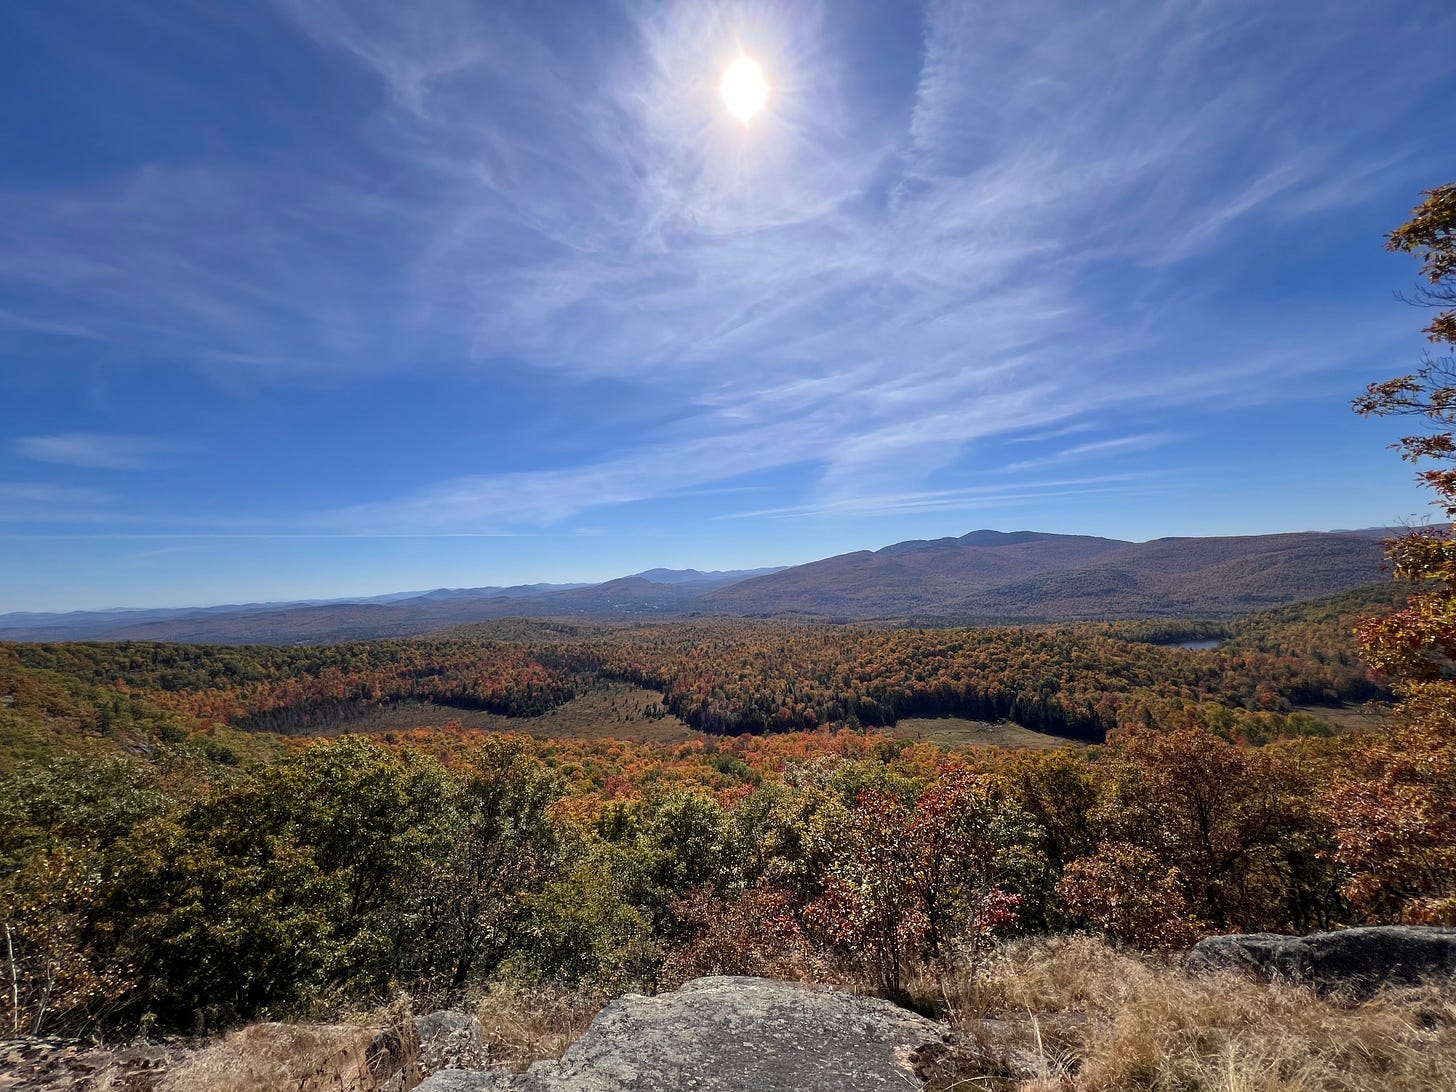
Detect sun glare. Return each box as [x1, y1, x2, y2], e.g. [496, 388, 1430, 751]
[721, 55, 768, 122]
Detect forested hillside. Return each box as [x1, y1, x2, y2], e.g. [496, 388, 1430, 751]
[704, 530, 1389, 619]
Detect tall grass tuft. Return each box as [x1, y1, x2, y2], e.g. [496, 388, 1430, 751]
[921, 935, 1456, 1091]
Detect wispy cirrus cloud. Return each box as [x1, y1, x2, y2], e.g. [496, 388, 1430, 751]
[1, 0, 1452, 538]
[310, 0, 1446, 528]
[16, 433, 176, 470]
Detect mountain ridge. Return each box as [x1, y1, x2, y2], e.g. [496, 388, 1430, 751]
[0, 529, 1394, 644]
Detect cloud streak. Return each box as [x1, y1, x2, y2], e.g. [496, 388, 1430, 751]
[1002, 433, 1176, 474]
[717, 474, 1157, 521]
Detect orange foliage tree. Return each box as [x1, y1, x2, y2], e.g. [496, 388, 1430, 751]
[804, 774, 1028, 1000]
[1343, 183, 1456, 923]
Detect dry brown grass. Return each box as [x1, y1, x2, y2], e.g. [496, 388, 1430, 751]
[922, 935, 1456, 1092]
[471, 983, 608, 1072]
[9, 987, 607, 1091]
[160, 1001, 419, 1092]
[1290, 703, 1392, 735]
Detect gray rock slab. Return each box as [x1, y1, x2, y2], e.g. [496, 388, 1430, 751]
[417, 976, 946, 1092]
[1187, 925, 1456, 996]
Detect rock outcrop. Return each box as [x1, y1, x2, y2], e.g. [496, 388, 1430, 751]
[417, 1010, 492, 1074]
[1187, 925, 1456, 996]
[419, 976, 947, 1092]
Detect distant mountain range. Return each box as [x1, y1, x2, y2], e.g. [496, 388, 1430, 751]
[702, 529, 1393, 620]
[0, 532, 1394, 644]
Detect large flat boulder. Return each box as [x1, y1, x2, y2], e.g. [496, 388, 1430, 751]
[1187, 925, 1456, 996]
[419, 976, 946, 1092]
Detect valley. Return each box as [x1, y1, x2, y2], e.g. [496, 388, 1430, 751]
[3, 578, 1390, 768]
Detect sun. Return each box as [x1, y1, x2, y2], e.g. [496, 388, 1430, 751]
[720, 55, 768, 123]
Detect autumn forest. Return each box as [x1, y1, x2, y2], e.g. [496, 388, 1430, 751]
[2, 572, 1450, 1036]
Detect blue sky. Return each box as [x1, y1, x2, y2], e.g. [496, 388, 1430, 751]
[2, 0, 1454, 612]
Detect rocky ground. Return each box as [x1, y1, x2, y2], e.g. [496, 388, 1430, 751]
[7, 928, 1456, 1092]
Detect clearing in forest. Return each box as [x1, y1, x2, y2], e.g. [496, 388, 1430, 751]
[323, 680, 704, 743]
[889, 716, 1082, 749]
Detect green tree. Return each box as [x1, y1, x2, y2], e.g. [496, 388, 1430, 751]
[403, 737, 564, 987]
[639, 790, 736, 903]
[105, 812, 341, 1030]
[523, 840, 657, 987]
[104, 737, 460, 1028]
